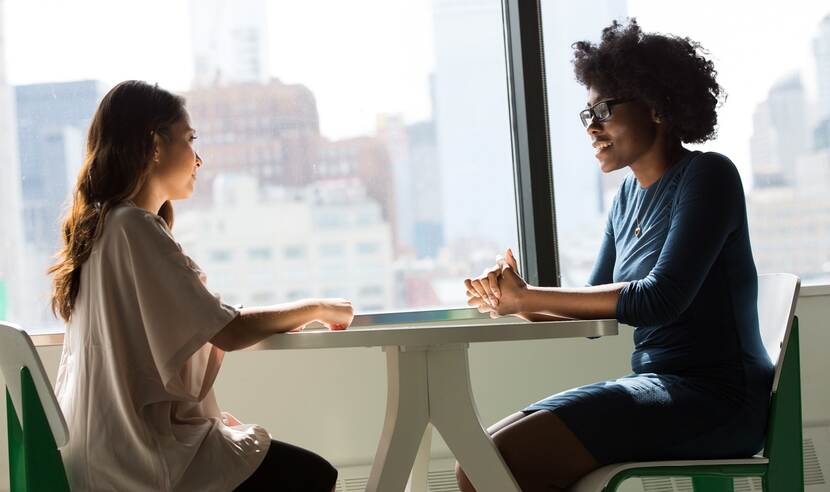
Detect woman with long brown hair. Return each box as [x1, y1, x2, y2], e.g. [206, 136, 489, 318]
[51, 80, 352, 491]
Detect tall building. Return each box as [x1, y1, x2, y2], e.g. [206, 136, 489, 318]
[184, 79, 322, 202]
[432, 0, 516, 245]
[749, 75, 809, 187]
[318, 135, 397, 241]
[815, 14, 830, 121]
[12, 80, 103, 329]
[0, 0, 24, 323]
[749, 149, 830, 280]
[175, 175, 395, 312]
[542, 1, 628, 230]
[189, 0, 269, 88]
[747, 16, 830, 282]
[376, 114, 444, 258]
[376, 114, 414, 250]
[16, 80, 103, 249]
[407, 120, 444, 258]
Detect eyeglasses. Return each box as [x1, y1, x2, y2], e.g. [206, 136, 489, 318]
[579, 98, 634, 128]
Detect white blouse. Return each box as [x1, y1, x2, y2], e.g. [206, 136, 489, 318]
[55, 201, 270, 491]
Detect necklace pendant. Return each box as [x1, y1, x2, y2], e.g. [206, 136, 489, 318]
[634, 225, 641, 237]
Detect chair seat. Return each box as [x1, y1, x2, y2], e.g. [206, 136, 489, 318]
[569, 457, 769, 492]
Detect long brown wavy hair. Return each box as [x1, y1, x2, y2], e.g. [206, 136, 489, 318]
[50, 80, 187, 322]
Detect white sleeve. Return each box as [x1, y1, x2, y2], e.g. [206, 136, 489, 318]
[115, 210, 239, 400]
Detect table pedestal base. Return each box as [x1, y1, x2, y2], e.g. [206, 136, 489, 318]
[366, 344, 521, 492]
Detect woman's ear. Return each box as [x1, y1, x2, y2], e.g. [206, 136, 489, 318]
[151, 131, 163, 164]
[651, 108, 663, 124]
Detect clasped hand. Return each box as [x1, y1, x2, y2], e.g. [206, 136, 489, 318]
[463, 248, 527, 317]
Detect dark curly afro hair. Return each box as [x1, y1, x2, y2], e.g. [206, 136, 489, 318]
[572, 18, 723, 144]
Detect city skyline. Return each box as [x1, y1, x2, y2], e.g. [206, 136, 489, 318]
[4, 1, 830, 329]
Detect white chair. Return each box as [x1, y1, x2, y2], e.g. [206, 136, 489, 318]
[1, 321, 70, 491]
[570, 273, 803, 492]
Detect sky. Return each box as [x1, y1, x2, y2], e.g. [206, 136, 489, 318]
[4, 0, 829, 183]
[3, 0, 435, 140]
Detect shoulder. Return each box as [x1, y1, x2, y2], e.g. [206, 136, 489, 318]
[103, 203, 177, 251]
[675, 151, 745, 210]
[107, 203, 169, 234]
[683, 151, 742, 184]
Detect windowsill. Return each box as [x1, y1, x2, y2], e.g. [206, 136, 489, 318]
[800, 284, 830, 297]
[28, 284, 830, 347]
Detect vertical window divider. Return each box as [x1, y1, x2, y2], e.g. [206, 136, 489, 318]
[501, 0, 561, 287]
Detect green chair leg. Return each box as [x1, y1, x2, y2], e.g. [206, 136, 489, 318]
[7, 390, 25, 492]
[7, 367, 71, 491]
[764, 318, 803, 491]
[692, 476, 734, 492]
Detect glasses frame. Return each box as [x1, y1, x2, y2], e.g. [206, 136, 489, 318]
[579, 98, 635, 128]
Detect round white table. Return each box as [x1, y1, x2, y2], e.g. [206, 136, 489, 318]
[250, 317, 618, 492]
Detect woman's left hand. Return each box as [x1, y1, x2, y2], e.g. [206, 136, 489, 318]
[489, 261, 528, 316]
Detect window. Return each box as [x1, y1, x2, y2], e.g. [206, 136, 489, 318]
[209, 250, 233, 262]
[319, 244, 345, 258]
[5, 0, 521, 331]
[542, 1, 830, 287]
[356, 242, 380, 255]
[284, 245, 306, 260]
[248, 247, 272, 261]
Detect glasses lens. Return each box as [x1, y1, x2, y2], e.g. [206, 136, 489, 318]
[594, 102, 611, 120]
[579, 109, 592, 127]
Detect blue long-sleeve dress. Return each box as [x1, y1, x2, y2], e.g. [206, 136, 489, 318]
[524, 151, 774, 464]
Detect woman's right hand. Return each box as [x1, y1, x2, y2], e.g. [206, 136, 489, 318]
[464, 248, 515, 308]
[315, 298, 354, 331]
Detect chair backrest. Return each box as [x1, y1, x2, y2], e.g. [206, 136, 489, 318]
[0, 321, 69, 447]
[756, 273, 801, 394]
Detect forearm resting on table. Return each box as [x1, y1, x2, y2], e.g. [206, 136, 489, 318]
[211, 301, 320, 351]
[519, 282, 628, 320]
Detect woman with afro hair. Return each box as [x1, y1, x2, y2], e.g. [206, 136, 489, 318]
[461, 19, 772, 491]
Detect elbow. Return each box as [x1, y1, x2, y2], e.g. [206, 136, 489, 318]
[210, 331, 241, 352]
[617, 279, 685, 327]
[210, 317, 246, 351]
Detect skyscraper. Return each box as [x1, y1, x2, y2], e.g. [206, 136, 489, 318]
[190, 0, 269, 88]
[749, 75, 809, 187]
[376, 114, 444, 258]
[814, 14, 830, 121]
[16, 80, 103, 249]
[542, 1, 628, 232]
[184, 79, 322, 201]
[432, 0, 516, 246]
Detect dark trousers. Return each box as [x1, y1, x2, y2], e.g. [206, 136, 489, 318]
[234, 439, 338, 492]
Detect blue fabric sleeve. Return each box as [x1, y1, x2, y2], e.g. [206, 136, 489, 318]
[587, 212, 616, 287]
[616, 153, 743, 326]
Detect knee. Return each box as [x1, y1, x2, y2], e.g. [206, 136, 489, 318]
[491, 432, 521, 471]
[454, 461, 477, 492]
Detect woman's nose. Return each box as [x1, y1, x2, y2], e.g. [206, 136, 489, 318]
[195, 152, 203, 167]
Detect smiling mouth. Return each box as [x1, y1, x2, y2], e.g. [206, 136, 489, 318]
[593, 141, 613, 151]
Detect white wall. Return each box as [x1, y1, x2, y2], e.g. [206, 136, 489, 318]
[2, 288, 829, 490]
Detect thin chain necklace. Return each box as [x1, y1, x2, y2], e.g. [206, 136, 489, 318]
[633, 175, 666, 237]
